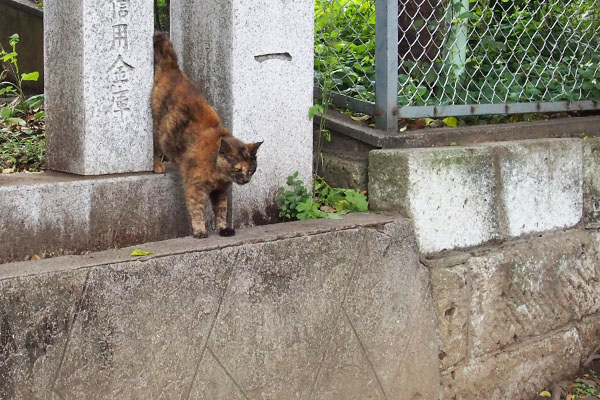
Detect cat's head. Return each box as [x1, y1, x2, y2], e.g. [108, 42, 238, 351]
[219, 136, 263, 185]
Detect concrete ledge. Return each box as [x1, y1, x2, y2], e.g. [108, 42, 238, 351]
[318, 110, 600, 149]
[0, 213, 440, 400]
[0, 167, 190, 263]
[370, 138, 583, 253]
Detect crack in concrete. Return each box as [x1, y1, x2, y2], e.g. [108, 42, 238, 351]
[343, 309, 389, 400]
[182, 251, 236, 400]
[47, 269, 90, 399]
[308, 239, 368, 400]
[207, 347, 250, 400]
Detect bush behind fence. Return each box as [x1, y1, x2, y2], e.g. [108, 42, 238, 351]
[315, 0, 600, 122]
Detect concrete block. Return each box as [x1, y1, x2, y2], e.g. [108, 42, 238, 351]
[0, 170, 189, 263]
[170, 0, 314, 226]
[492, 139, 582, 237]
[429, 264, 470, 370]
[441, 328, 581, 400]
[583, 138, 600, 227]
[0, 215, 440, 399]
[45, 0, 153, 175]
[369, 138, 584, 253]
[369, 147, 501, 253]
[320, 153, 368, 192]
[467, 231, 599, 357]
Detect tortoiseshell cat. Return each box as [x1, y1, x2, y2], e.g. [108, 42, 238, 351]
[152, 31, 262, 238]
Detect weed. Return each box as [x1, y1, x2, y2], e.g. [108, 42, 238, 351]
[275, 172, 368, 221]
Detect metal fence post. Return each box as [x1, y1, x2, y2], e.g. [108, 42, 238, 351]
[375, 0, 399, 131]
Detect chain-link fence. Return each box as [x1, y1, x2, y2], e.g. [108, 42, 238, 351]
[315, 0, 600, 130]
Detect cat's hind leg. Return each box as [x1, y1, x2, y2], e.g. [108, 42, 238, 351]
[153, 147, 166, 174]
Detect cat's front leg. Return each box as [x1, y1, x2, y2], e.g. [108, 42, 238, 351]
[185, 185, 209, 238]
[210, 187, 234, 237]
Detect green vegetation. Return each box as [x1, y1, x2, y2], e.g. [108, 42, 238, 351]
[0, 34, 45, 172]
[275, 171, 368, 221]
[315, 0, 600, 107]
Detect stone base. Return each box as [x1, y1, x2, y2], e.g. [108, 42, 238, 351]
[0, 167, 190, 264]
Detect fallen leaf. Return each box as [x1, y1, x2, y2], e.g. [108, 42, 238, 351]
[538, 391, 551, 398]
[130, 249, 154, 257]
[450, 142, 457, 146]
[320, 205, 336, 213]
[350, 114, 370, 122]
[31, 254, 41, 261]
[443, 117, 458, 127]
[399, 125, 408, 132]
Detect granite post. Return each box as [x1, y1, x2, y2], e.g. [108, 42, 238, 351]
[44, 0, 154, 175]
[170, 0, 314, 226]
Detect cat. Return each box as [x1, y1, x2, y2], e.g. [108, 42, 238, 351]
[152, 31, 262, 238]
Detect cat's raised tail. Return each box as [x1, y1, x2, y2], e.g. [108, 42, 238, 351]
[153, 30, 179, 71]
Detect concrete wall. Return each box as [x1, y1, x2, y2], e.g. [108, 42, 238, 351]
[0, 214, 440, 400]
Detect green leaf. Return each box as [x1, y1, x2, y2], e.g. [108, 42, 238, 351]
[538, 391, 551, 398]
[308, 104, 324, 119]
[21, 72, 39, 82]
[1, 107, 13, 119]
[130, 249, 154, 256]
[443, 117, 458, 127]
[6, 117, 26, 126]
[424, 118, 436, 126]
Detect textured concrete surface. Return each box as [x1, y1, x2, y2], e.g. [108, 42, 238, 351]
[441, 328, 581, 400]
[584, 138, 600, 227]
[45, 0, 153, 175]
[370, 138, 584, 253]
[170, 0, 314, 227]
[319, 153, 368, 192]
[370, 146, 501, 253]
[0, 214, 440, 400]
[427, 230, 599, 371]
[0, 168, 189, 264]
[492, 139, 582, 237]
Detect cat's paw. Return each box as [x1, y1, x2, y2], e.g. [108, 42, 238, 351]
[153, 163, 166, 174]
[219, 228, 235, 237]
[192, 230, 208, 239]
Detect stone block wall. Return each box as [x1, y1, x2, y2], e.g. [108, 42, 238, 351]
[369, 137, 600, 399]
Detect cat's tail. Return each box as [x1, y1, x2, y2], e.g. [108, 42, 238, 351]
[153, 30, 179, 70]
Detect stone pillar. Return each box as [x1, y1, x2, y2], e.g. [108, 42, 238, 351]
[44, 0, 153, 175]
[170, 0, 314, 226]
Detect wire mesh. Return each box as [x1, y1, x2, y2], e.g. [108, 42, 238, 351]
[398, 0, 600, 108]
[315, 0, 600, 119]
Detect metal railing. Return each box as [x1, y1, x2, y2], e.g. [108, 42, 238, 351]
[314, 0, 600, 131]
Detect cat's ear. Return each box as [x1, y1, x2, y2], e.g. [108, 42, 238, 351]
[219, 137, 234, 155]
[247, 141, 263, 157]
